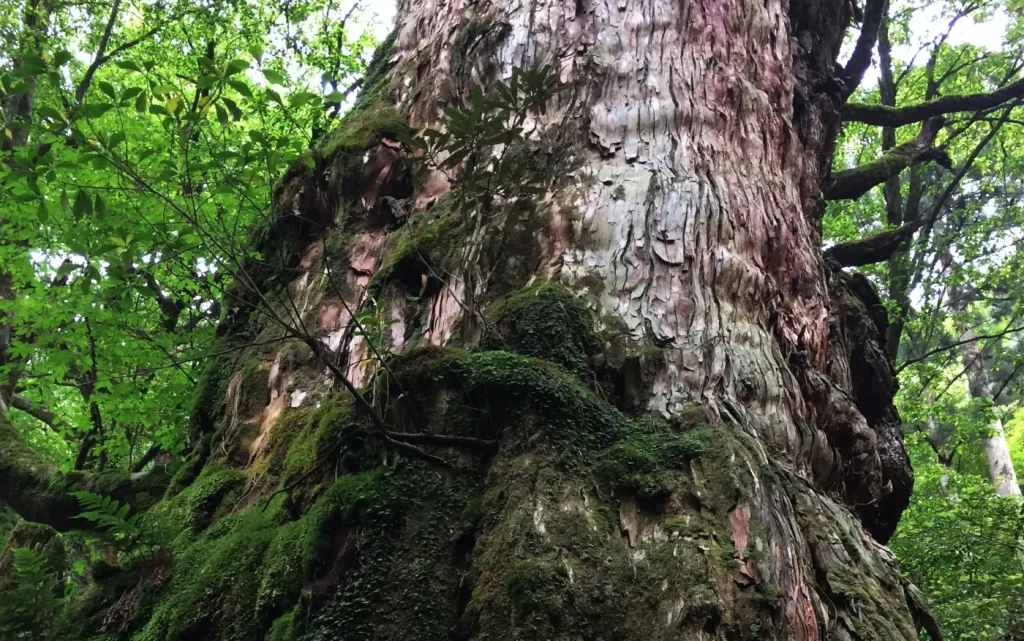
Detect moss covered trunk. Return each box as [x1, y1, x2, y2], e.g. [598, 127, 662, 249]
[0, 0, 930, 639]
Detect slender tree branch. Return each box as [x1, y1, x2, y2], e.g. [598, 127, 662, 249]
[385, 431, 498, 453]
[898, 325, 1024, 372]
[73, 0, 122, 109]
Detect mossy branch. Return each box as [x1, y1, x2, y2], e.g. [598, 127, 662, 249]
[824, 221, 920, 267]
[0, 412, 166, 532]
[843, 76, 1024, 126]
[824, 117, 951, 201]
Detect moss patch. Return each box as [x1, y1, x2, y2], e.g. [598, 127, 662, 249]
[483, 283, 598, 379]
[320, 105, 411, 159]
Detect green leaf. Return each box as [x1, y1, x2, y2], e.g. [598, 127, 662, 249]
[224, 59, 250, 76]
[215, 103, 229, 126]
[228, 79, 253, 98]
[73, 189, 93, 219]
[115, 59, 143, 72]
[262, 68, 286, 85]
[289, 91, 320, 109]
[151, 83, 177, 96]
[80, 103, 114, 119]
[222, 97, 242, 121]
[37, 106, 63, 122]
[37, 200, 49, 223]
[95, 194, 107, 220]
[98, 81, 117, 100]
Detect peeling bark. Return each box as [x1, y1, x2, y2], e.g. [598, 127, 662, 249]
[0, 0, 927, 638]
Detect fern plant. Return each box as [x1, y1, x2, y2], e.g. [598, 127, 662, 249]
[0, 547, 61, 640]
[70, 491, 146, 560]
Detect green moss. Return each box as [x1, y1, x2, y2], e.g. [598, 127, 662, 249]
[137, 469, 393, 641]
[482, 283, 598, 379]
[144, 467, 247, 544]
[266, 607, 298, 641]
[320, 105, 411, 158]
[383, 347, 629, 460]
[238, 361, 270, 417]
[596, 428, 708, 498]
[368, 193, 465, 292]
[349, 31, 397, 114]
[503, 558, 568, 616]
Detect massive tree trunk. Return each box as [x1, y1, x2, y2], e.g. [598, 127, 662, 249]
[1, 0, 928, 640]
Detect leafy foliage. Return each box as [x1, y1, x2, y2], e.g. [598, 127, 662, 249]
[402, 65, 562, 216]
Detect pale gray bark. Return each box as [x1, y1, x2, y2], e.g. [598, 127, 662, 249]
[959, 328, 1022, 497]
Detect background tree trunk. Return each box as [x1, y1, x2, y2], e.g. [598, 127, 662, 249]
[958, 329, 1022, 497]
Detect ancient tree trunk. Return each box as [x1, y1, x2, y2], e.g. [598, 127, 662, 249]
[210, 0, 916, 637]
[5, 0, 927, 639]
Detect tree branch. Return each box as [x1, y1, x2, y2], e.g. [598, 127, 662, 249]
[843, 76, 1024, 126]
[73, 0, 122, 109]
[842, 0, 888, 98]
[0, 411, 165, 532]
[825, 220, 920, 267]
[384, 431, 498, 453]
[897, 325, 1024, 372]
[824, 116, 951, 200]
[10, 395, 61, 430]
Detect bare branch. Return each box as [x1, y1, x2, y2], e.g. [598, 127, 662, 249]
[73, 0, 122, 109]
[898, 325, 1024, 373]
[385, 431, 498, 453]
[842, 0, 888, 98]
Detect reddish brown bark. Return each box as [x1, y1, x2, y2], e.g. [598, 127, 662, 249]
[246, 0, 920, 638]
